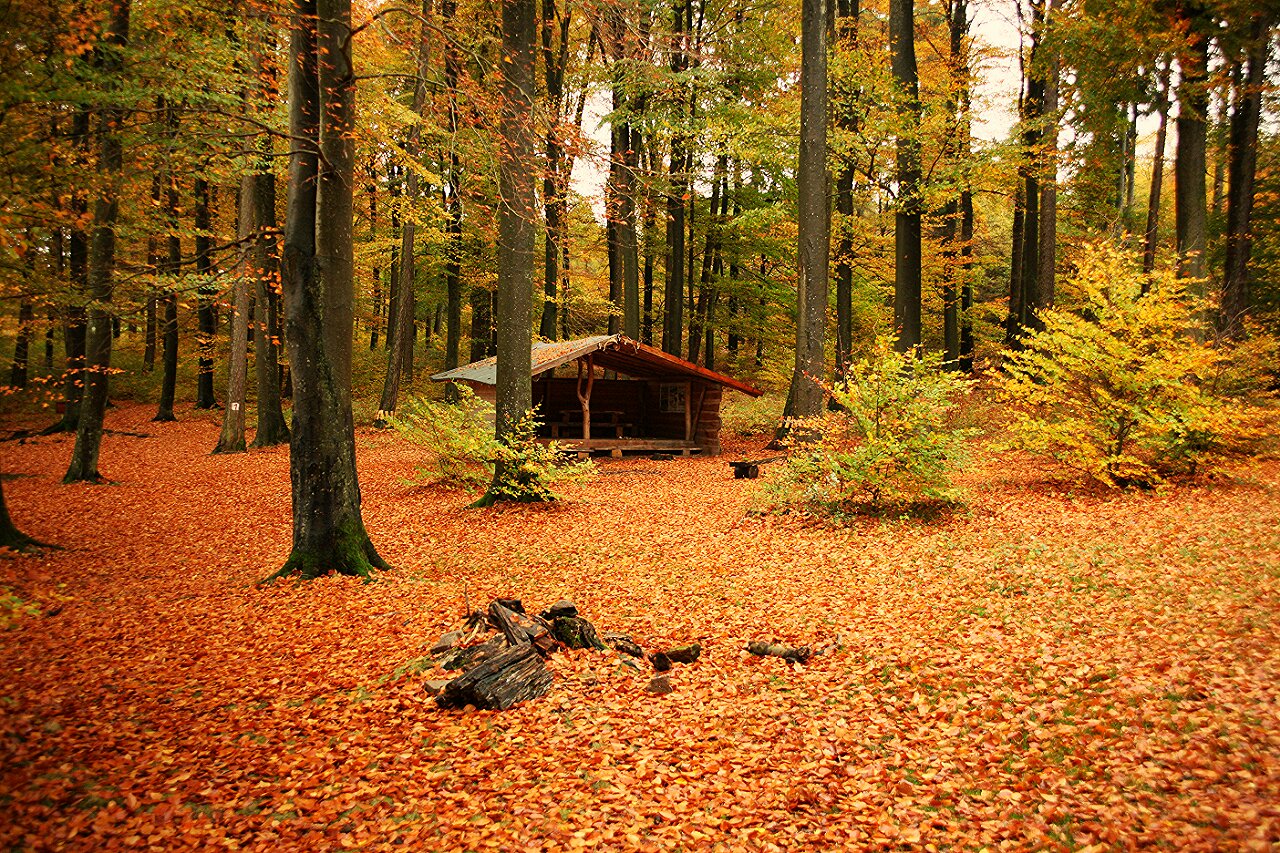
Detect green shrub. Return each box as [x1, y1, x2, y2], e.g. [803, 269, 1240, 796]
[721, 393, 784, 437]
[765, 338, 978, 516]
[393, 386, 593, 501]
[997, 243, 1260, 488]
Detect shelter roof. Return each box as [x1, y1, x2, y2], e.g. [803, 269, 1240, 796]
[430, 335, 762, 396]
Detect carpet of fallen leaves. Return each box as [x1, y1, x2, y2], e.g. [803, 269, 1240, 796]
[2, 401, 1279, 852]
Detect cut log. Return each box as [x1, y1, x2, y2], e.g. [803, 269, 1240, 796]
[440, 634, 508, 671]
[664, 643, 702, 664]
[493, 598, 525, 615]
[647, 674, 673, 695]
[489, 601, 556, 655]
[746, 641, 812, 664]
[551, 616, 605, 650]
[436, 642, 553, 710]
[602, 632, 644, 657]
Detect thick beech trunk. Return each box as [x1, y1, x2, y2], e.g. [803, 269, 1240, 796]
[250, 165, 289, 446]
[1220, 15, 1270, 338]
[780, 0, 829, 430]
[65, 0, 130, 484]
[0, 479, 50, 553]
[661, 0, 687, 356]
[833, 0, 859, 381]
[273, 0, 387, 579]
[479, 0, 538, 506]
[1174, 29, 1209, 283]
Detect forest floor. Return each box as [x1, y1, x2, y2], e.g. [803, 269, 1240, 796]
[1, 401, 1278, 851]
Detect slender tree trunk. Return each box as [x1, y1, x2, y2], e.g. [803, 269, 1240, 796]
[250, 167, 289, 446]
[1006, 179, 1025, 346]
[959, 188, 974, 371]
[480, 0, 537, 505]
[368, 167, 381, 350]
[662, 0, 687, 355]
[780, 0, 829, 430]
[1034, 6, 1059, 323]
[1174, 25, 1209, 283]
[214, 181, 253, 453]
[65, 0, 130, 484]
[273, 0, 387, 579]
[442, 0, 463, 381]
[834, 0, 859, 381]
[377, 0, 433, 422]
[194, 175, 218, 409]
[1142, 63, 1172, 278]
[10, 291, 33, 389]
[890, 0, 921, 352]
[49, 108, 91, 434]
[1219, 15, 1270, 338]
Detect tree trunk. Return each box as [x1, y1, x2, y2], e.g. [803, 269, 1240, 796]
[1006, 179, 1025, 347]
[480, 0, 538, 505]
[442, 0, 463, 380]
[9, 298, 32, 389]
[1174, 25, 1209, 283]
[213, 179, 253, 453]
[781, 0, 829, 429]
[1142, 62, 1172, 278]
[49, 108, 91, 434]
[1034, 4, 1059, 323]
[661, 0, 687, 356]
[833, 0, 859, 381]
[0, 479, 50, 553]
[273, 0, 387, 579]
[377, 0, 433, 423]
[890, 0, 920, 353]
[1219, 14, 1270, 339]
[194, 175, 218, 409]
[250, 166, 289, 446]
[959, 188, 974, 372]
[65, 0, 130, 484]
[153, 97, 180, 423]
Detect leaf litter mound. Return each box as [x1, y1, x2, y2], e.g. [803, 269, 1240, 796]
[2, 402, 1279, 850]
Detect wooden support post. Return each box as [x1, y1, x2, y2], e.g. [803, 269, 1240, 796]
[576, 354, 594, 442]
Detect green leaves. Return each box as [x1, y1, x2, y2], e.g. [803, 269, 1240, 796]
[766, 337, 978, 516]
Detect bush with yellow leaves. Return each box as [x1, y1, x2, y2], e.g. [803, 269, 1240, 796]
[998, 244, 1262, 488]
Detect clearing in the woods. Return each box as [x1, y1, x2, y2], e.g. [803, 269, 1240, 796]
[2, 402, 1278, 850]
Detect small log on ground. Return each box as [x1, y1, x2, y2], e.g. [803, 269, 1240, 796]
[440, 634, 508, 671]
[551, 616, 605, 650]
[494, 598, 525, 614]
[602, 632, 644, 657]
[746, 641, 812, 664]
[436, 642, 553, 710]
[430, 630, 463, 656]
[489, 601, 556, 655]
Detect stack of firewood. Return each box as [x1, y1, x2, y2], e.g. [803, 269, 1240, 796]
[426, 598, 704, 710]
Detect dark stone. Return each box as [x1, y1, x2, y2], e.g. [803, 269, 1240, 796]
[541, 599, 578, 620]
[664, 643, 702, 664]
[649, 651, 671, 672]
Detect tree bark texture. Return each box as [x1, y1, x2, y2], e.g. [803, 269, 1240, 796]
[1142, 63, 1172, 278]
[1174, 26, 1209, 283]
[890, 0, 920, 353]
[194, 175, 217, 409]
[1219, 14, 1270, 338]
[274, 0, 387, 579]
[481, 0, 537, 504]
[782, 0, 829, 425]
[214, 180, 254, 453]
[378, 0, 433, 421]
[65, 0, 130, 483]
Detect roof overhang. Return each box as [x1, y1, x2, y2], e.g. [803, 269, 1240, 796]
[431, 335, 762, 397]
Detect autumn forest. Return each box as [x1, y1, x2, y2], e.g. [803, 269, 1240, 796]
[1, 0, 1279, 847]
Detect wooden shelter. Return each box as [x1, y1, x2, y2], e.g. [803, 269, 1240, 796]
[431, 335, 762, 456]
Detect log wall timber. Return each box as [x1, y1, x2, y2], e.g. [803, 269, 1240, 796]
[693, 384, 722, 455]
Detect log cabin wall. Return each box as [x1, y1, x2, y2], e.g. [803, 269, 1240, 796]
[693, 384, 723, 455]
